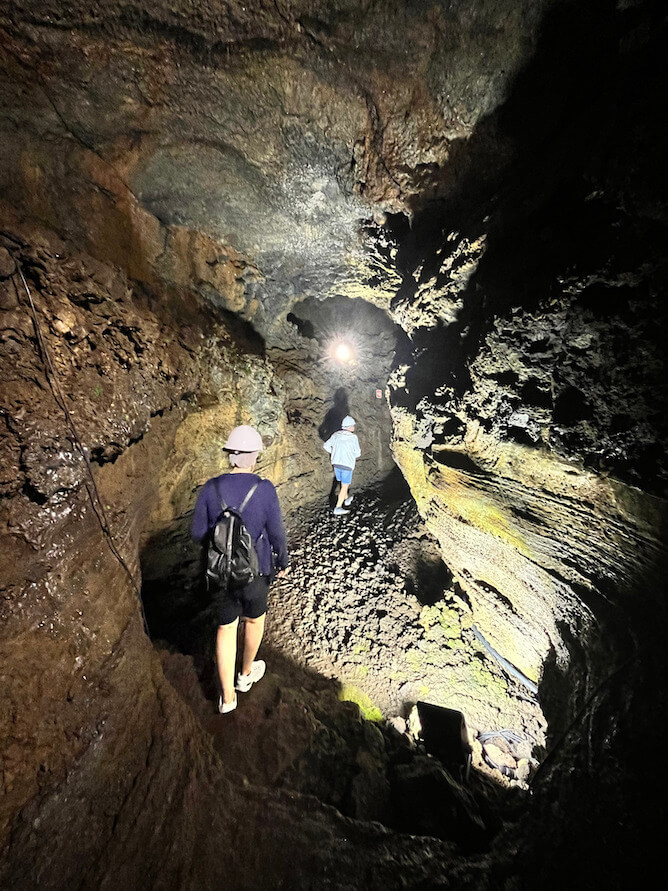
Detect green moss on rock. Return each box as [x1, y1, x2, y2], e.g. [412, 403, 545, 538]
[338, 684, 383, 722]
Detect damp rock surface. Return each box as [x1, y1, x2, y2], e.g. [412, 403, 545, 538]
[0, 0, 550, 335]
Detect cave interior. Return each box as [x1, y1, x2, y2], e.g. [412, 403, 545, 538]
[1, 1, 667, 889]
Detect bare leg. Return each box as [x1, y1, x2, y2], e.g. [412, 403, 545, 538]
[336, 482, 350, 509]
[240, 613, 266, 676]
[216, 619, 239, 704]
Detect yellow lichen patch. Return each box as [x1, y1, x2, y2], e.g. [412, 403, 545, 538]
[419, 603, 464, 645]
[397, 438, 531, 557]
[428, 467, 530, 556]
[352, 641, 371, 656]
[395, 422, 505, 561]
[391, 406, 667, 689]
[391, 437, 430, 509]
[338, 684, 383, 722]
[336, 258, 401, 310]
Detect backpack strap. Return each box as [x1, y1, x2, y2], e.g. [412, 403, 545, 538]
[238, 482, 258, 513]
[215, 477, 258, 515]
[215, 477, 228, 513]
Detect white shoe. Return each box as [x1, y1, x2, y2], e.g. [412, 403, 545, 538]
[344, 495, 354, 506]
[235, 659, 266, 692]
[218, 695, 237, 714]
[333, 506, 350, 516]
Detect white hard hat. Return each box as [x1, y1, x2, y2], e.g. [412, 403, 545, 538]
[341, 416, 356, 428]
[224, 425, 264, 452]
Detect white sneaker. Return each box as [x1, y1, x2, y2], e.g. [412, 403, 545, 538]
[218, 695, 237, 714]
[344, 495, 354, 506]
[235, 659, 266, 692]
[333, 506, 350, 516]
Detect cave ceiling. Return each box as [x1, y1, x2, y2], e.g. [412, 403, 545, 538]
[0, 0, 552, 338]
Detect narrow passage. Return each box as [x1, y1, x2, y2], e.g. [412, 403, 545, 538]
[159, 473, 548, 836]
[268, 472, 547, 754]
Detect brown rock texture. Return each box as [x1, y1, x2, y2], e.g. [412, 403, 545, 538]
[0, 0, 550, 336]
[0, 211, 476, 890]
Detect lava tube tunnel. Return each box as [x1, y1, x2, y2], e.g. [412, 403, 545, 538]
[0, 1, 666, 889]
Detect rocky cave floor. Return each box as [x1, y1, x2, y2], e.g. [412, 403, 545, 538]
[157, 470, 546, 851]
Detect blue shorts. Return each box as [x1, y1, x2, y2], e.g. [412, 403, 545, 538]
[334, 466, 353, 485]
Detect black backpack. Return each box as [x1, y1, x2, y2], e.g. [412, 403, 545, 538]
[206, 481, 260, 592]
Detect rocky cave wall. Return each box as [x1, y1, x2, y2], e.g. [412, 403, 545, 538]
[388, 0, 668, 702]
[0, 210, 461, 891]
[0, 0, 551, 328]
[1, 0, 667, 889]
[387, 0, 668, 877]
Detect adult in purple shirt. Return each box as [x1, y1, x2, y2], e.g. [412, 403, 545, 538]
[192, 425, 289, 714]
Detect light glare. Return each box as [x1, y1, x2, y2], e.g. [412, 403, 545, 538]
[333, 341, 353, 363]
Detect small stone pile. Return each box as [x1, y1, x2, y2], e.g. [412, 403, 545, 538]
[474, 729, 540, 786]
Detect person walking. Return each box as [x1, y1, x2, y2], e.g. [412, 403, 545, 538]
[192, 425, 289, 714]
[323, 415, 361, 516]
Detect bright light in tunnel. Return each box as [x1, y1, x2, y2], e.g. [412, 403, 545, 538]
[331, 340, 354, 364]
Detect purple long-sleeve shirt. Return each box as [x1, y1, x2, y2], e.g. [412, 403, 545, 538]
[191, 473, 289, 575]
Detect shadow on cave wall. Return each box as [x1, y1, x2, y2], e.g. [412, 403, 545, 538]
[536, 552, 668, 754]
[141, 488, 523, 853]
[389, 0, 668, 490]
[527, 608, 666, 889]
[524, 539, 668, 887]
[158, 615, 515, 852]
[318, 386, 350, 442]
[140, 516, 213, 656]
[403, 556, 453, 607]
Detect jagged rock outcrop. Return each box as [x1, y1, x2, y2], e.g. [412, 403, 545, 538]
[386, 0, 668, 882]
[387, 0, 668, 692]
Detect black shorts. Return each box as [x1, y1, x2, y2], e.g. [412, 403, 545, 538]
[215, 575, 270, 626]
